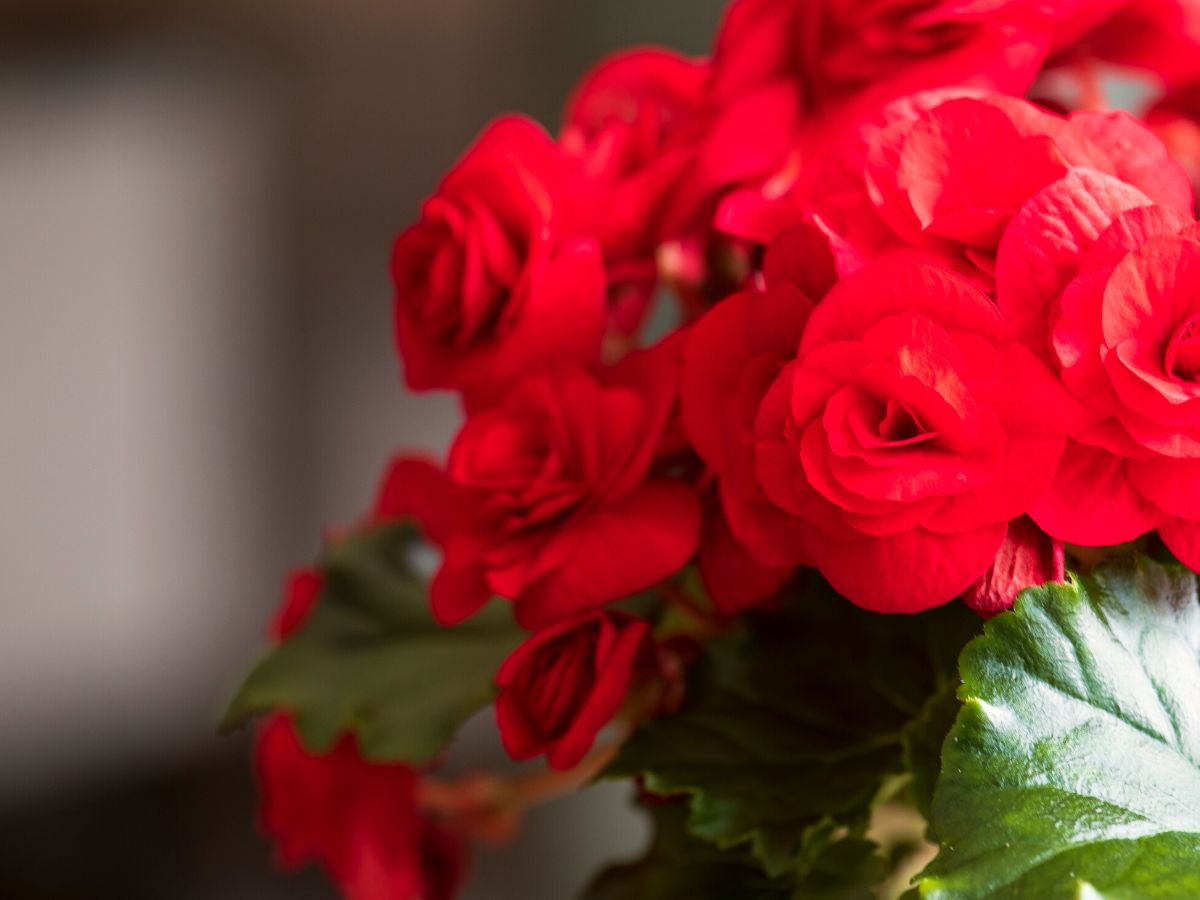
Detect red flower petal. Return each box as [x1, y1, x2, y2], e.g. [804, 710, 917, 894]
[430, 553, 492, 626]
[682, 292, 757, 474]
[1160, 516, 1200, 571]
[963, 516, 1064, 617]
[997, 169, 1151, 362]
[1031, 441, 1166, 545]
[801, 260, 1003, 353]
[1128, 455, 1200, 518]
[805, 522, 1007, 613]
[1070, 109, 1194, 212]
[697, 504, 793, 615]
[514, 481, 702, 628]
[372, 456, 476, 545]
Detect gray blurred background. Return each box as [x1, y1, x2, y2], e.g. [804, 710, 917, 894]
[0, 2, 724, 897]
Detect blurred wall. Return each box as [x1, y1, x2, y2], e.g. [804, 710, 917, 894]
[0, 1, 724, 898]
[0, 46, 291, 798]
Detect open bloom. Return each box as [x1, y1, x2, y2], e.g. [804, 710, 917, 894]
[257, 717, 464, 900]
[562, 49, 710, 331]
[392, 116, 606, 406]
[998, 171, 1200, 565]
[708, 0, 1078, 242]
[712, 0, 1048, 111]
[812, 90, 1193, 285]
[495, 610, 656, 769]
[754, 261, 1069, 611]
[683, 224, 837, 607]
[432, 340, 701, 629]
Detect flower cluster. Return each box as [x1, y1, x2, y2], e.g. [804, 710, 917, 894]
[243, 1, 1200, 897]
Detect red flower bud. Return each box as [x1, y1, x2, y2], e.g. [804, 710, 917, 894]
[495, 611, 657, 770]
[964, 516, 1065, 617]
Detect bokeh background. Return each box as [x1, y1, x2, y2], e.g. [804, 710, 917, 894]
[0, 2, 725, 897]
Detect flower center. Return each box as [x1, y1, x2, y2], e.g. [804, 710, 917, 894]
[1165, 314, 1200, 382]
[878, 399, 935, 445]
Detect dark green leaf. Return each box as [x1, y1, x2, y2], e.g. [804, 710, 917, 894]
[793, 836, 887, 900]
[582, 802, 793, 900]
[581, 801, 883, 900]
[609, 577, 979, 878]
[220, 524, 523, 764]
[901, 682, 962, 825]
[917, 558, 1200, 898]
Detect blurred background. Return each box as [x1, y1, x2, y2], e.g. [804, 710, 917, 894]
[0, 1, 724, 897]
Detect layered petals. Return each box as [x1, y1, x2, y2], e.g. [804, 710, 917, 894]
[817, 91, 1191, 287]
[680, 225, 832, 590]
[963, 516, 1065, 617]
[393, 117, 607, 405]
[495, 611, 657, 768]
[998, 165, 1200, 559]
[431, 341, 701, 627]
[256, 717, 464, 900]
[512, 480, 701, 629]
[754, 260, 1067, 611]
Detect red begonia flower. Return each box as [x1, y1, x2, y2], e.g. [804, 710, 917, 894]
[812, 90, 1192, 286]
[392, 116, 606, 407]
[494, 610, 656, 770]
[997, 165, 1200, 557]
[432, 339, 701, 629]
[562, 48, 710, 331]
[682, 224, 834, 591]
[708, 0, 1064, 243]
[256, 562, 463, 900]
[963, 515, 1065, 617]
[754, 261, 1070, 611]
[256, 716, 464, 900]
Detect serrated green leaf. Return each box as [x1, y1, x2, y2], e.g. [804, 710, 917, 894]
[608, 578, 979, 878]
[917, 558, 1200, 898]
[220, 523, 523, 764]
[581, 802, 793, 900]
[902, 682, 962, 826]
[793, 836, 888, 900]
[580, 801, 884, 900]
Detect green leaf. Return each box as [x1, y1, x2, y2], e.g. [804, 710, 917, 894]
[581, 802, 794, 900]
[902, 682, 962, 825]
[220, 523, 523, 764]
[917, 558, 1200, 898]
[608, 577, 980, 878]
[793, 837, 888, 900]
[581, 802, 884, 900]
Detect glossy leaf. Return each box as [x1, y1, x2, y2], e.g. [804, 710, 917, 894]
[221, 524, 523, 763]
[581, 801, 883, 900]
[609, 577, 979, 878]
[917, 559, 1200, 898]
[901, 682, 962, 825]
